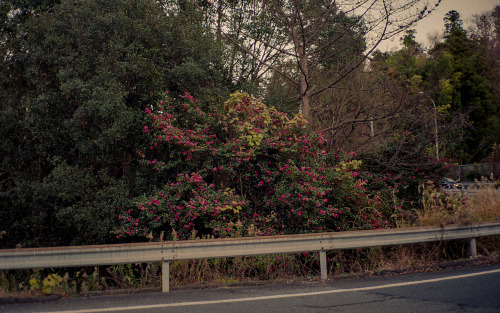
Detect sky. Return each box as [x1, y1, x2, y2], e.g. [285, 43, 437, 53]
[379, 0, 500, 51]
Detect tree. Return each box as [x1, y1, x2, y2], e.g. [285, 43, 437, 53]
[377, 9, 500, 163]
[160, 0, 233, 102]
[193, 0, 442, 121]
[184, 0, 289, 95]
[491, 6, 500, 59]
[401, 29, 421, 52]
[0, 0, 233, 247]
[435, 10, 499, 161]
[444, 10, 464, 37]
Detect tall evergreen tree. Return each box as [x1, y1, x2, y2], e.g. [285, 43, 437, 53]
[377, 9, 500, 163]
[0, 0, 232, 247]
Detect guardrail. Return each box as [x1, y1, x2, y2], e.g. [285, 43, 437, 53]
[1, 222, 500, 292]
[443, 185, 500, 197]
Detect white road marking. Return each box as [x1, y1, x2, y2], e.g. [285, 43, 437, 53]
[46, 268, 500, 313]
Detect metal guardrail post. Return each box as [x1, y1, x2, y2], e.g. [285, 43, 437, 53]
[470, 239, 477, 258]
[320, 251, 327, 281]
[162, 261, 170, 293]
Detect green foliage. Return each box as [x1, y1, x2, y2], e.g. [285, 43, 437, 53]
[0, 0, 235, 248]
[1, 0, 166, 247]
[378, 8, 500, 163]
[401, 29, 421, 51]
[29, 273, 64, 295]
[431, 12, 499, 161]
[444, 10, 465, 38]
[40, 161, 134, 245]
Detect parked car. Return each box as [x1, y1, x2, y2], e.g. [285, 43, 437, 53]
[440, 177, 463, 189]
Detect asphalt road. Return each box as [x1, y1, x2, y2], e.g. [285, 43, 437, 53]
[2, 263, 500, 313]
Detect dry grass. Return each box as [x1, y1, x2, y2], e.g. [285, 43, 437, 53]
[170, 254, 311, 286]
[467, 183, 500, 221]
[417, 177, 500, 226]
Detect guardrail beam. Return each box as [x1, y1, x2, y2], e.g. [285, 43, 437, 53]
[1, 222, 499, 293]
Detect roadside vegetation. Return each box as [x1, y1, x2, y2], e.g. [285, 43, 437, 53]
[1, 0, 499, 298]
[1, 177, 499, 298]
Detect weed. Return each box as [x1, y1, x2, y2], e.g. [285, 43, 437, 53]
[29, 273, 64, 295]
[416, 176, 500, 226]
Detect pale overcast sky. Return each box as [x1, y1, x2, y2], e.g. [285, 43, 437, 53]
[380, 0, 500, 51]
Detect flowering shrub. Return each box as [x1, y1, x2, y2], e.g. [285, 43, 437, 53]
[116, 92, 392, 241]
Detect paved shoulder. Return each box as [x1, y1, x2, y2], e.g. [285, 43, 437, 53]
[2, 264, 500, 313]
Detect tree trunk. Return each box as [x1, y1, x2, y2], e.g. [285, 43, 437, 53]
[295, 24, 310, 120]
[300, 74, 310, 120]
